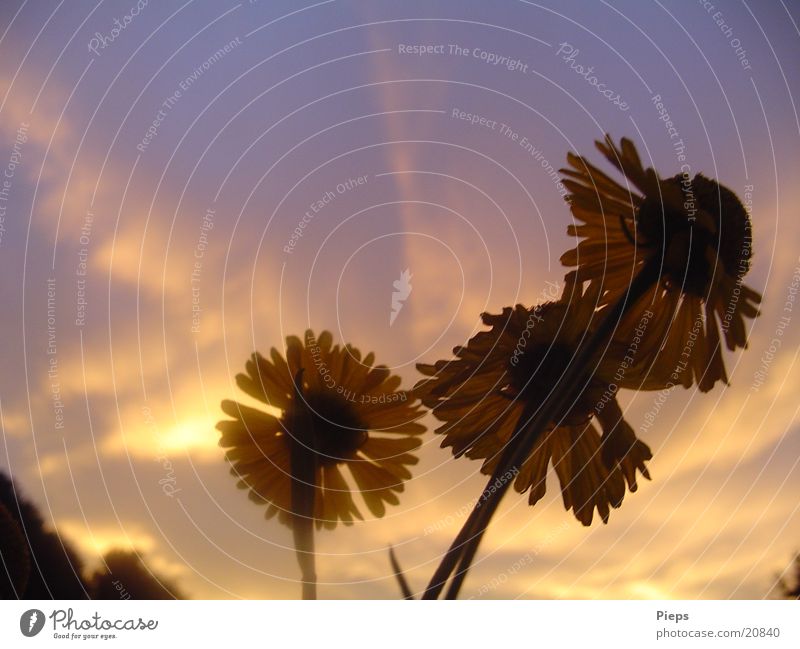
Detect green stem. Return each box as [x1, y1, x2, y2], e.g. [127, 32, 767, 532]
[424, 260, 660, 600]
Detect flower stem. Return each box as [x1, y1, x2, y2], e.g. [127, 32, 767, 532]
[290, 369, 318, 599]
[424, 259, 661, 599]
[293, 518, 317, 599]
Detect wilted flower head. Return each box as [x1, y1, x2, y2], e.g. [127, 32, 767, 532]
[217, 330, 425, 529]
[415, 282, 650, 525]
[560, 135, 761, 392]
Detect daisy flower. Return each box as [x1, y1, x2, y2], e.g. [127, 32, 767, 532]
[217, 330, 425, 530]
[415, 282, 651, 525]
[560, 135, 761, 392]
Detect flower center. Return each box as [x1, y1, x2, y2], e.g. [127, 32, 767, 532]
[293, 390, 368, 465]
[693, 174, 751, 278]
[635, 174, 751, 296]
[507, 342, 600, 426]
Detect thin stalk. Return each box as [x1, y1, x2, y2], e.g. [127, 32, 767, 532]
[443, 409, 541, 599]
[292, 512, 317, 600]
[422, 405, 535, 600]
[289, 369, 318, 599]
[388, 546, 414, 600]
[425, 260, 661, 599]
[443, 499, 489, 599]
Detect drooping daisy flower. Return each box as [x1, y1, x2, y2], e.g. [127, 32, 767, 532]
[415, 282, 651, 526]
[217, 330, 425, 530]
[560, 135, 761, 392]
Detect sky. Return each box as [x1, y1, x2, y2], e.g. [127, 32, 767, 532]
[0, 0, 799, 599]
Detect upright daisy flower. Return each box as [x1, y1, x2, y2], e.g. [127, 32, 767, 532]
[560, 136, 761, 392]
[416, 282, 651, 526]
[217, 330, 426, 530]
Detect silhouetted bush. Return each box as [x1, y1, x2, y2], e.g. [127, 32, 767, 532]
[0, 472, 87, 598]
[0, 500, 30, 597]
[1, 471, 185, 599]
[779, 553, 800, 599]
[88, 549, 184, 600]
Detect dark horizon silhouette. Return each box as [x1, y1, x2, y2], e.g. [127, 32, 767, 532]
[0, 472, 184, 600]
